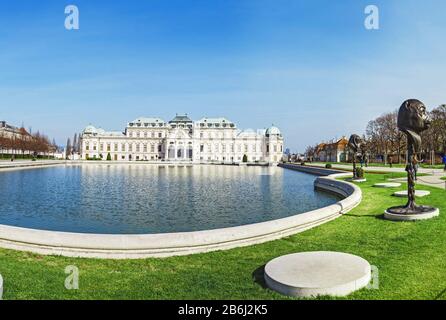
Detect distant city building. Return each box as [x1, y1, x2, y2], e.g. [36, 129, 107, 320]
[0, 121, 29, 139]
[314, 137, 349, 162]
[0, 121, 31, 155]
[288, 153, 304, 162]
[80, 114, 284, 164]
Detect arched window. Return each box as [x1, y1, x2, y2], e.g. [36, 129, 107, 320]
[168, 145, 175, 159]
[187, 144, 193, 158]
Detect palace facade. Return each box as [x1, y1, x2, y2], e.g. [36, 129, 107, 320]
[80, 114, 284, 164]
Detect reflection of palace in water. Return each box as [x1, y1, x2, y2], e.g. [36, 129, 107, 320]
[77, 164, 285, 218]
[80, 114, 284, 164]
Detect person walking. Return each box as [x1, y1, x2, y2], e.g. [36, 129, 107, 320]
[443, 154, 446, 171]
[388, 155, 393, 168]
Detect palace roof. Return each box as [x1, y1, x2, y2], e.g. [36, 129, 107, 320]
[266, 126, 281, 136]
[196, 117, 236, 128]
[169, 114, 192, 123]
[128, 117, 166, 127]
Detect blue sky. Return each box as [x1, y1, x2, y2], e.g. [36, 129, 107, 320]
[1, 0, 446, 151]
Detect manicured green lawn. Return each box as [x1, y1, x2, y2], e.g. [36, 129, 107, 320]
[312, 161, 444, 170]
[313, 161, 406, 168]
[0, 172, 445, 300]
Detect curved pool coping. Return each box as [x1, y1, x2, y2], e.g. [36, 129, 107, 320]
[0, 163, 362, 259]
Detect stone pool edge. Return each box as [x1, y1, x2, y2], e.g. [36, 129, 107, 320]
[0, 163, 361, 259]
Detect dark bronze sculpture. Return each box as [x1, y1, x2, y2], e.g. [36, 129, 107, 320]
[348, 134, 364, 179]
[387, 99, 437, 215]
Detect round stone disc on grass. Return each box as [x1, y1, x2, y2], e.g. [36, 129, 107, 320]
[393, 190, 430, 198]
[346, 178, 367, 183]
[264, 251, 371, 298]
[373, 182, 401, 188]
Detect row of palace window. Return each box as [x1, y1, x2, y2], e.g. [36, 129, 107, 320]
[199, 156, 258, 161]
[84, 154, 266, 162]
[266, 145, 283, 153]
[199, 131, 238, 139]
[127, 122, 237, 129]
[125, 131, 238, 139]
[198, 122, 235, 128]
[124, 130, 270, 140]
[128, 122, 165, 128]
[85, 154, 161, 161]
[85, 143, 162, 153]
[199, 143, 262, 153]
[85, 143, 282, 154]
[127, 131, 165, 138]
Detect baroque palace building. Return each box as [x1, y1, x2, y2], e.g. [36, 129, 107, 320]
[80, 114, 284, 164]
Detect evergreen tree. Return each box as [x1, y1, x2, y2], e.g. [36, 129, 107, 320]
[76, 133, 81, 153]
[73, 133, 78, 153]
[66, 138, 72, 159]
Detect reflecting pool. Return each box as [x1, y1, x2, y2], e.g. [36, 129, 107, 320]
[0, 165, 339, 234]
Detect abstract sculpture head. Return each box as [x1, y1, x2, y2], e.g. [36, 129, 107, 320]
[397, 99, 431, 153]
[348, 134, 363, 153]
[385, 99, 438, 216]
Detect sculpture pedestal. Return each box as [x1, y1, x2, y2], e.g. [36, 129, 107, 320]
[384, 206, 439, 221]
[264, 251, 371, 298]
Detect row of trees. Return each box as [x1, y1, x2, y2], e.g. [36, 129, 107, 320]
[0, 129, 58, 158]
[304, 104, 446, 164]
[365, 105, 446, 163]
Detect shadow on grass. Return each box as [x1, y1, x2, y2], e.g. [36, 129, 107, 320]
[343, 213, 384, 219]
[375, 214, 386, 220]
[252, 265, 267, 289]
[434, 288, 446, 300]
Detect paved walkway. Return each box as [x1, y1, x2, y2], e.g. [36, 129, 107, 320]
[390, 171, 446, 190]
[0, 160, 66, 169]
[308, 163, 446, 190]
